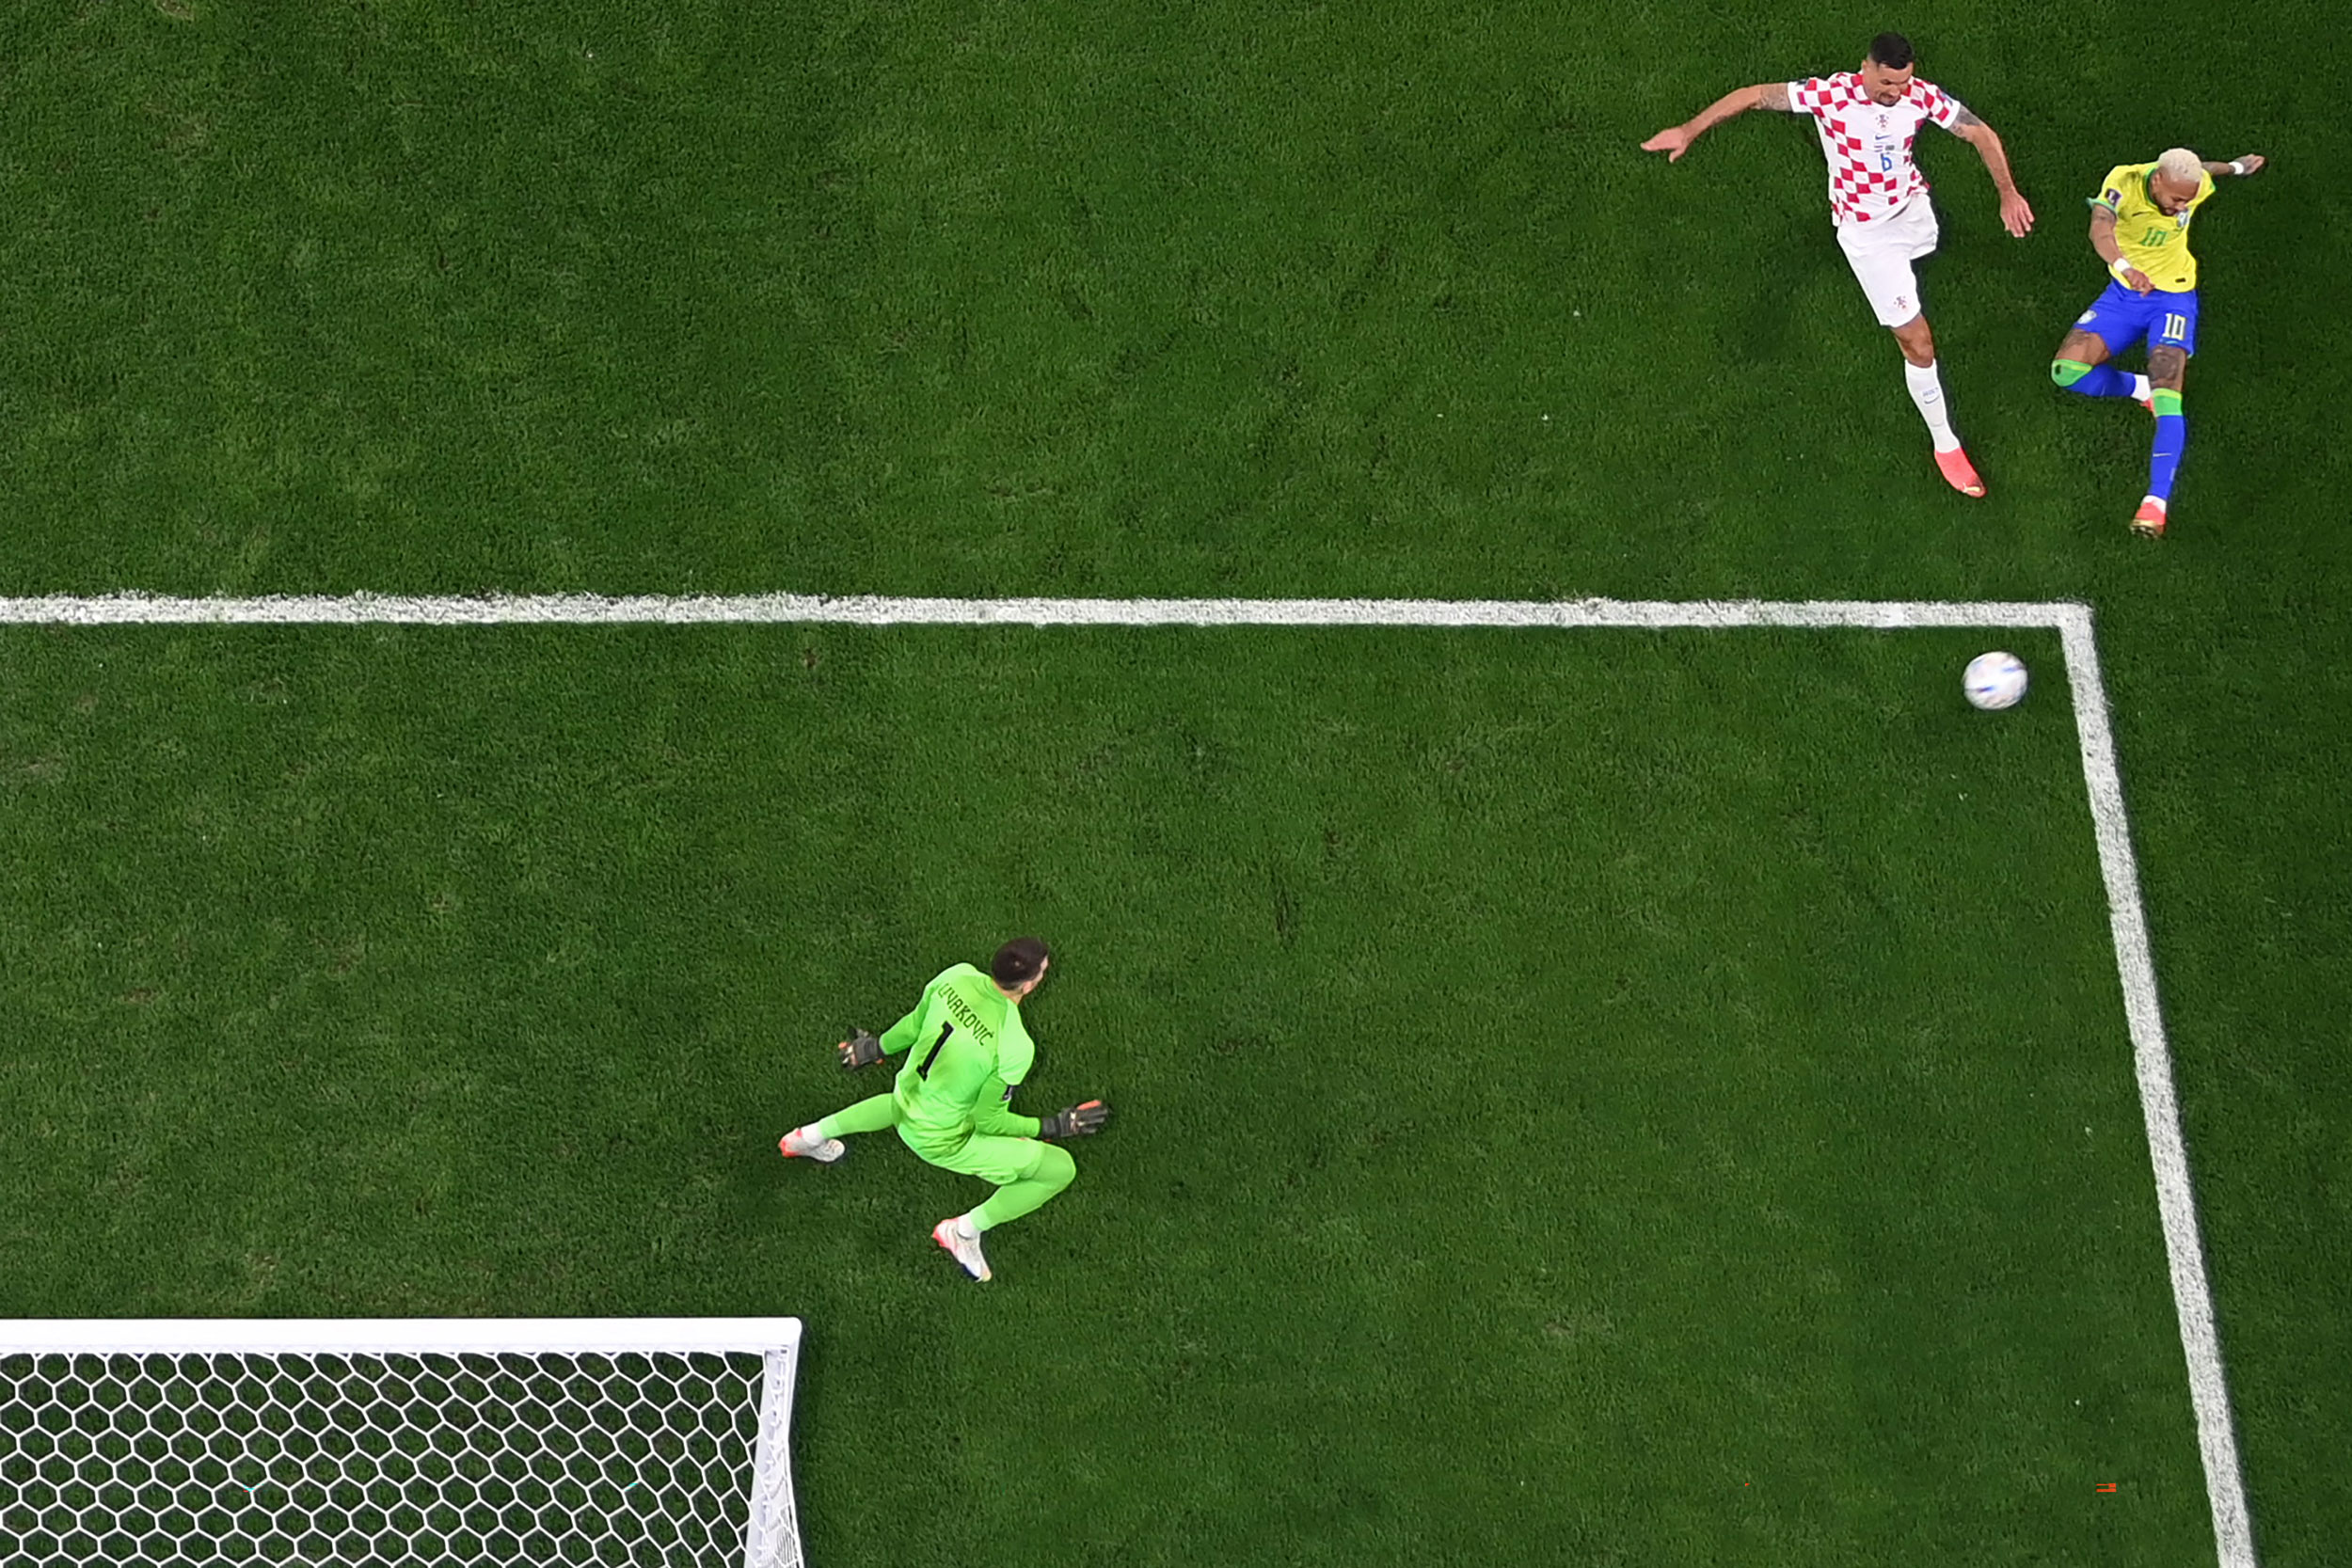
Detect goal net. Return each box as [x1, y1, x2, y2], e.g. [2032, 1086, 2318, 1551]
[0, 1318, 804, 1567]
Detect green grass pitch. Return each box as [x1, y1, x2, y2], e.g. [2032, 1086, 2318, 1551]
[2, 1, 2347, 1564]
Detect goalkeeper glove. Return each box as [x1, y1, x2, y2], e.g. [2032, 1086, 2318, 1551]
[837, 1031, 885, 1070]
[1037, 1100, 1109, 1139]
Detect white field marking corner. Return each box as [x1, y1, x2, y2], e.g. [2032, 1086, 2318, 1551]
[0, 592, 2254, 1566]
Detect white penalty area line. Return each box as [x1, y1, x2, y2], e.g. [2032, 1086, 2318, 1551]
[2058, 613, 2256, 1568]
[2, 592, 2071, 629]
[0, 591, 2254, 1566]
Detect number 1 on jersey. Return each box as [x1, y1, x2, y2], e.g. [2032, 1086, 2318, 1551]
[917, 1022, 954, 1078]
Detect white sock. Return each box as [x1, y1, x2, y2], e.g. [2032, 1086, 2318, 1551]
[1903, 359, 1961, 452]
[958, 1213, 982, 1239]
[2131, 373, 2153, 403]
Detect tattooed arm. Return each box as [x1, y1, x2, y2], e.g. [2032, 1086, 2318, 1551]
[1949, 104, 2036, 236]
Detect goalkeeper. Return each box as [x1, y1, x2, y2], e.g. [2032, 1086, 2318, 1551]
[779, 938, 1108, 1282]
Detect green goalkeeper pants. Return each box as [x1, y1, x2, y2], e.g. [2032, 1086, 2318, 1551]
[816, 1092, 1075, 1231]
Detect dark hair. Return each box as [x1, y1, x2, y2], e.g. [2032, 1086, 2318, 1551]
[992, 937, 1051, 988]
[1867, 32, 1915, 69]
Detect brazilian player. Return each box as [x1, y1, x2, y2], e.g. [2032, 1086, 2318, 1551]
[2050, 147, 2266, 537]
[778, 938, 1109, 1282]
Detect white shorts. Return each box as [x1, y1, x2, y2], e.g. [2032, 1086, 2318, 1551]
[1836, 195, 1940, 328]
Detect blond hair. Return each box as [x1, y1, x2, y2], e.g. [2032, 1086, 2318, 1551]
[2156, 148, 2203, 184]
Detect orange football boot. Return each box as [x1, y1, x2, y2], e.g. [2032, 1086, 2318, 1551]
[1934, 446, 1987, 499]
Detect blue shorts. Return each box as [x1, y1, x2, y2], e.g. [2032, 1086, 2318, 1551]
[2074, 281, 2200, 357]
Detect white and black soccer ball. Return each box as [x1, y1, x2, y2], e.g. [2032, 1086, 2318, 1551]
[1963, 651, 2028, 711]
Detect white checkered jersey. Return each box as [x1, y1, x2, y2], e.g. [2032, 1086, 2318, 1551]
[1787, 72, 1965, 226]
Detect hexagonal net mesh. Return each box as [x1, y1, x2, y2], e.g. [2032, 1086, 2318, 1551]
[0, 1319, 803, 1568]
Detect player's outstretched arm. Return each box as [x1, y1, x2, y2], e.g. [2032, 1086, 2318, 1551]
[2203, 153, 2267, 178]
[1641, 83, 1790, 161]
[1950, 109, 2034, 236]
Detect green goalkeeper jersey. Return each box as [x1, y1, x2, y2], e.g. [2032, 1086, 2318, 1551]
[882, 964, 1041, 1143]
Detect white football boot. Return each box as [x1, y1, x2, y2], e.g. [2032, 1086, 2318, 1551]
[931, 1215, 992, 1281]
[778, 1126, 845, 1164]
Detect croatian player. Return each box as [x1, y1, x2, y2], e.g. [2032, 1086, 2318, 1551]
[778, 938, 1109, 1283]
[1642, 33, 2035, 498]
[2049, 148, 2265, 537]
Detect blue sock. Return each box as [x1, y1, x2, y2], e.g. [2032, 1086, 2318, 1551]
[2148, 408, 2187, 503]
[2068, 363, 2136, 399]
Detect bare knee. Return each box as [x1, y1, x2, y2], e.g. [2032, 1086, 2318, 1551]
[2058, 329, 2111, 367]
[2149, 345, 2189, 392]
[1892, 315, 1936, 367]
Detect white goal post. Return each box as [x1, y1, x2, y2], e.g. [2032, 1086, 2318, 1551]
[0, 1317, 804, 1567]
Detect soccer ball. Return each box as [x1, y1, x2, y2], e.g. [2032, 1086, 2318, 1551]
[1963, 652, 2028, 711]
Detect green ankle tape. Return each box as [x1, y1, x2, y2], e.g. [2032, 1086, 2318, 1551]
[2152, 389, 2184, 416]
[2050, 358, 2093, 388]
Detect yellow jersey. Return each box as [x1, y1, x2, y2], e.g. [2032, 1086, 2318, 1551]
[2091, 162, 2216, 293]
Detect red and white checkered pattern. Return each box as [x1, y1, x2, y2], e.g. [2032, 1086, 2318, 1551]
[1788, 73, 1964, 226]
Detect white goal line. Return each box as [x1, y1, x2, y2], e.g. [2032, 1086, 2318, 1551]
[0, 592, 2254, 1568]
